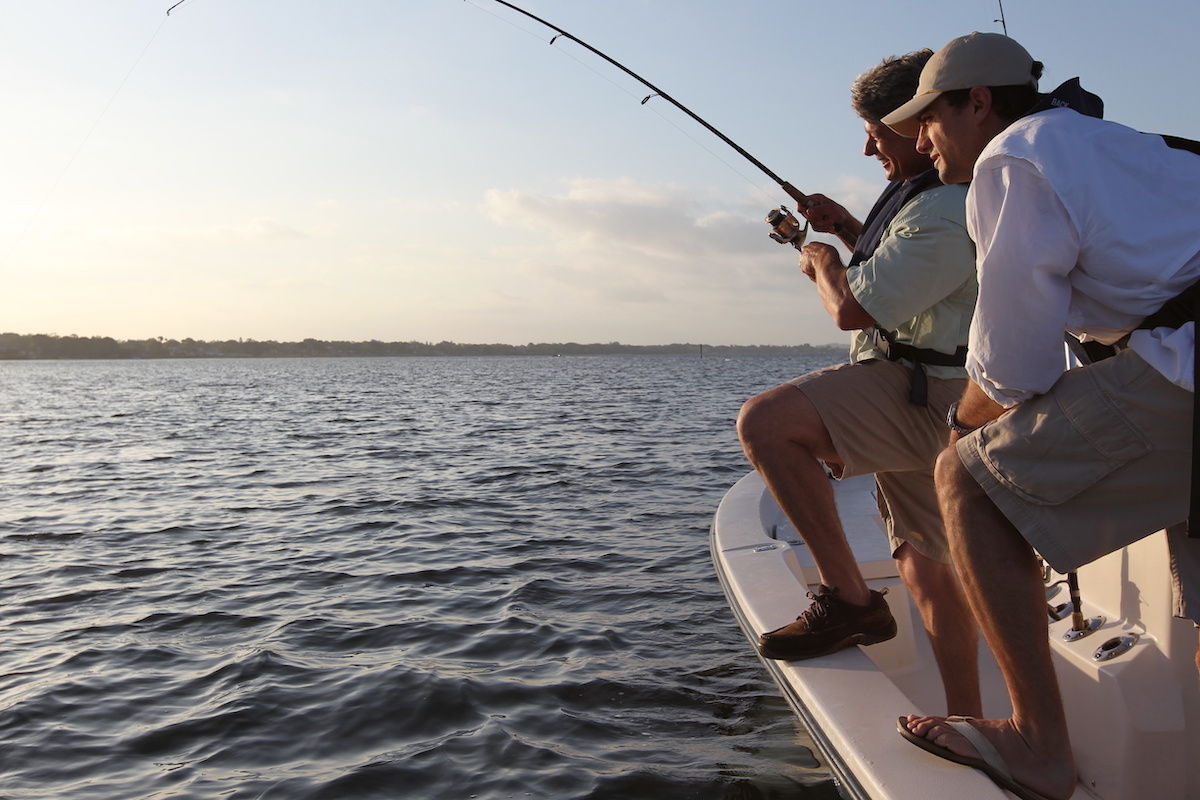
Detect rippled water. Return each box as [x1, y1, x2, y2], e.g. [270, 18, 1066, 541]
[0, 354, 845, 800]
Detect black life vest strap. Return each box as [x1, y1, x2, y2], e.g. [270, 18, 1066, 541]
[1139, 277, 1200, 330]
[876, 328, 968, 406]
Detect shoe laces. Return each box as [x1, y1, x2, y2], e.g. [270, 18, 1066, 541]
[797, 586, 839, 627]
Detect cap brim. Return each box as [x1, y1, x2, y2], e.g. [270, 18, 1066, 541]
[882, 91, 941, 138]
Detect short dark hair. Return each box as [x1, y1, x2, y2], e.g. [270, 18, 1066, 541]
[852, 50, 935, 122]
[941, 60, 1045, 122]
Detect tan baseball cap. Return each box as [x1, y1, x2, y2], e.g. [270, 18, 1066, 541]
[883, 32, 1037, 136]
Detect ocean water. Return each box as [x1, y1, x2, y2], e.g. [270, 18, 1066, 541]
[0, 354, 845, 800]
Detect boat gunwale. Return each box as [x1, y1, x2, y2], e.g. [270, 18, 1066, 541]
[710, 520, 870, 800]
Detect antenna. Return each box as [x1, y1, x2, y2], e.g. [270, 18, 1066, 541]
[996, 0, 1008, 35]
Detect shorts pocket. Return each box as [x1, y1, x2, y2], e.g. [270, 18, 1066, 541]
[977, 367, 1154, 506]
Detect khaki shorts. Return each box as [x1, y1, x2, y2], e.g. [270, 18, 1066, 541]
[958, 349, 1200, 620]
[790, 360, 965, 564]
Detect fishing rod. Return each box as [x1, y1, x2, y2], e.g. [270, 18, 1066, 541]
[475, 0, 851, 249]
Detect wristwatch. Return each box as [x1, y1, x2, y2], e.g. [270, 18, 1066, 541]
[945, 401, 975, 435]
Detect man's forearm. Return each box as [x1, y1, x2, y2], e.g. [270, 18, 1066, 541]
[834, 217, 863, 250]
[815, 268, 875, 330]
[800, 243, 876, 330]
[949, 380, 1009, 442]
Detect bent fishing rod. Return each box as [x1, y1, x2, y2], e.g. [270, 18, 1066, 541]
[475, 0, 854, 249]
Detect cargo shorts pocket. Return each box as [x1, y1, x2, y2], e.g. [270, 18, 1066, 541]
[976, 366, 1154, 506]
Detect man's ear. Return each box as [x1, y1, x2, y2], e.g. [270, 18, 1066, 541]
[968, 85, 995, 121]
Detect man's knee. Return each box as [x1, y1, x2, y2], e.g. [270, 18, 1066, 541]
[934, 441, 1008, 550]
[736, 390, 768, 444]
[895, 543, 957, 595]
[934, 442, 976, 503]
[737, 384, 824, 455]
[737, 385, 787, 446]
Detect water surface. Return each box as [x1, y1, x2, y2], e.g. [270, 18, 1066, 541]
[0, 355, 845, 799]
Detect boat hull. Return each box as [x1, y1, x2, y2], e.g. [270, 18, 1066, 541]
[712, 470, 1200, 800]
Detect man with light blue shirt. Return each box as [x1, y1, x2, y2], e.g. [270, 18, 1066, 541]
[885, 32, 1200, 800]
[737, 50, 981, 717]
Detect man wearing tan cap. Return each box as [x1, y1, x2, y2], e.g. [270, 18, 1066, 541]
[884, 31, 1200, 800]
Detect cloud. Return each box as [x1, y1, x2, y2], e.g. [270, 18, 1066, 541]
[487, 178, 758, 250]
[482, 177, 821, 299]
[464, 175, 871, 344]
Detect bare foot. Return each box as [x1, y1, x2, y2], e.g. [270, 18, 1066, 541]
[901, 714, 1077, 800]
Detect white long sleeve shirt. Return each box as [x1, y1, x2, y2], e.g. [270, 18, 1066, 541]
[966, 108, 1200, 406]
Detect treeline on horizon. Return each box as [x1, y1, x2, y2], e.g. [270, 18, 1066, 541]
[0, 333, 842, 361]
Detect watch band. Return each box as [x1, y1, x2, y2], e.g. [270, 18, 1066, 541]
[945, 401, 975, 435]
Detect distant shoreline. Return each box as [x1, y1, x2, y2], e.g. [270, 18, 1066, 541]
[0, 333, 844, 361]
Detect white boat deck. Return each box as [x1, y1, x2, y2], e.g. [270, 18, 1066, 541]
[712, 470, 1200, 800]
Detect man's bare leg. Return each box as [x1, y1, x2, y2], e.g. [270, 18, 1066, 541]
[737, 384, 870, 605]
[903, 445, 1076, 800]
[894, 543, 982, 717]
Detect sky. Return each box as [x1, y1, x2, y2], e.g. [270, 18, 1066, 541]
[1, 0, 1198, 347]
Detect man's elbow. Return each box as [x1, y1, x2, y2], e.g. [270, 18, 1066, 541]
[834, 308, 877, 330]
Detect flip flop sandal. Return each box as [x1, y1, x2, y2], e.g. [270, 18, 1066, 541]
[896, 715, 1060, 800]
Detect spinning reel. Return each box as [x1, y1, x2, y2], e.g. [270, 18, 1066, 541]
[765, 206, 809, 250]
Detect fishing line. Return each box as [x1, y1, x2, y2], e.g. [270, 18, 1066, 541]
[2, 12, 175, 268]
[464, 0, 777, 205]
[559, 56, 779, 206]
[470, 0, 852, 245]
